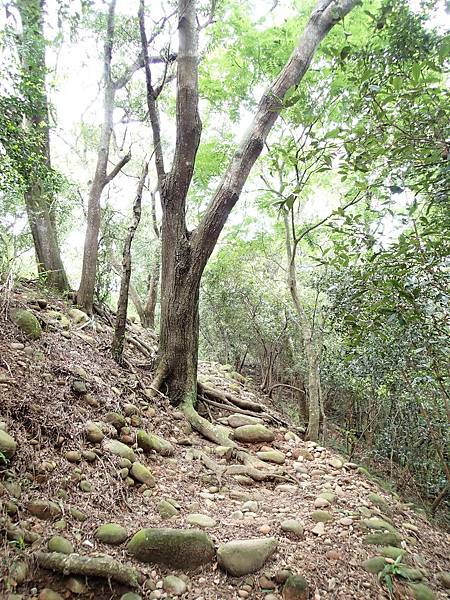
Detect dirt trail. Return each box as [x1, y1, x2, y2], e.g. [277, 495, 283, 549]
[1, 285, 449, 600]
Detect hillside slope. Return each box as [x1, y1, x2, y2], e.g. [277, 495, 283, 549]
[1, 284, 449, 600]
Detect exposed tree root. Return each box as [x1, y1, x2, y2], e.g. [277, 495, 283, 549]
[185, 404, 296, 484]
[183, 402, 235, 447]
[201, 395, 268, 419]
[199, 382, 263, 412]
[36, 552, 144, 587]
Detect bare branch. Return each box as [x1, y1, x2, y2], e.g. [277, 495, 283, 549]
[105, 150, 132, 185]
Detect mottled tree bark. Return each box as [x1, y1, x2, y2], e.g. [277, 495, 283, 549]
[16, 0, 68, 291]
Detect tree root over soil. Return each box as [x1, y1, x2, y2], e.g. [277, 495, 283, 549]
[36, 552, 144, 587]
[184, 404, 297, 485]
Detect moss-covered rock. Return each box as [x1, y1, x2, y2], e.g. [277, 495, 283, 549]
[228, 414, 263, 428]
[157, 500, 179, 519]
[362, 556, 386, 574]
[360, 518, 398, 535]
[48, 535, 74, 554]
[437, 571, 450, 589]
[396, 565, 423, 581]
[256, 449, 286, 464]
[319, 491, 336, 503]
[104, 440, 136, 462]
[311, 511, 333, 523]
[130, 462, 155, 487]
[85, 422, 104, 443]
[186, 513, 216, 528]
[363, 532, 402, 547]
[367, 493, 389, 511]
[127, 528, 215, 569]
[380, 546, 406, 560]
[162, 575, 187, 596]
[282, 574, 309, 600]
[0, 430, 17, 459]
[232, 424, 275, 444]
[11, 308, 42, 339]
[95, 523, 128, 545]
[217, 537, 278, 576]
[137, 430, 174, 456]
[408, 583, 436, 600]
[69, 507, 87, 522]
[47, 311, 70, 329]
[105, 412, 126, 430]
[27, 499, 62, 520]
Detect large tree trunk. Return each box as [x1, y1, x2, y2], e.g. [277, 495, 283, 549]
[156, 220, 201, 406]
[144, 0, 357, 408]
[17, 0, 68, 291]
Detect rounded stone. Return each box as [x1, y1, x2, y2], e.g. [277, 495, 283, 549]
[48, 535, 74, 554]
[283, 574, 309, 600]
[104, 439, 136, 462]
[11, 309, 42, 339]
[162, 575, 187, 596]
[130, 462, 155, 486]
[95, 523, 128, 545]
[85, 422, 104, 444]
[311, 510, 333, 523]
[281, 519, 304, 536]
[39, 590, 64, 600]
[127, 528, 215, 569]
[186, 513, 216, 528]
[0, 430, 17, 459]
[217, 537, 278, 576]
[79, 480, 92, 492]
[65, 451, 81, 463]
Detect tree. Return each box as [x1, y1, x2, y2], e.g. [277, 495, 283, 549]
[77, 0, 174, 313]
[77, 0, 131, 313]
[111, 161, 148, 364]
[144, 0, 359, 425]
[14, 0, 69, 291]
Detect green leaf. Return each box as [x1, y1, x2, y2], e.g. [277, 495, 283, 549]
[411, 63, 421, 81]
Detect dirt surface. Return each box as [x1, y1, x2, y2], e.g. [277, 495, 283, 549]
[1, 283, 449, 600]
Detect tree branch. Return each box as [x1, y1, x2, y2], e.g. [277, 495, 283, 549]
[104, 150, 132, 185]
[192, 0, 357, 264]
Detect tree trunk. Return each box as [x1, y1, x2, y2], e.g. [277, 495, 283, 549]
[112, 163, 148, 364]
[306, 347, 321, 442]
[145, 0, 357, 408]
[144, 251, 160, 328]
[156, 214, 201, 406]
[17, 0, 68, 292]
[284, 212, 322, 442]
[78, 0, 131, 313]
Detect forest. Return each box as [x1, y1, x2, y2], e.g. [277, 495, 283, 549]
[0, 0, 449, 599]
